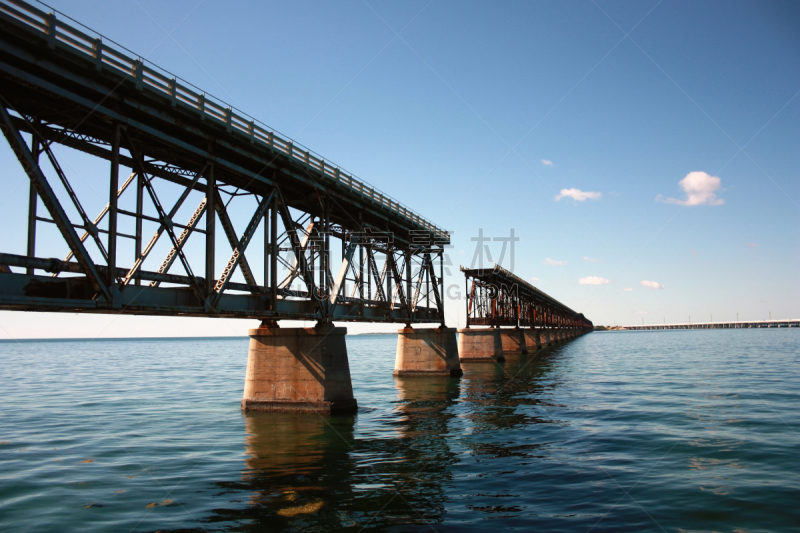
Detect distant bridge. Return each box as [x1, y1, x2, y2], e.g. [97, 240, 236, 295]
[462, 265, 592, 330]
[454, 266, 592, 363]
[621, 320, 800, 331]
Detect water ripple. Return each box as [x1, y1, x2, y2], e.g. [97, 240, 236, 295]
[0, 330, 798, 531]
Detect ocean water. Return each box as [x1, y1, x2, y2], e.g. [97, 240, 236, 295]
[0, 329, 798, 532]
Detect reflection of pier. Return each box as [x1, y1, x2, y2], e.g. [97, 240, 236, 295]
[234, 413, 356, 528]
[459, 345, 564, 454]
[243, 413, 354, 480]
[622, 319, 800, 330]
[230, 381, 463, 529]
[394, 375, 461, 436]
[387, 375, 461, 524]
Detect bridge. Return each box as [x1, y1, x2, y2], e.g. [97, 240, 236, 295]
[457, 265, 592, 362]
[621, 320, 800, 331]
[0, 0, 591, 413]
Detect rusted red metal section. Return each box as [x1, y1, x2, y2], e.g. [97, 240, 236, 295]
[461, 265, 592, 329]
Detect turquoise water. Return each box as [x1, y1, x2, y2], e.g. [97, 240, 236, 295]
[0, 329, 798, 532]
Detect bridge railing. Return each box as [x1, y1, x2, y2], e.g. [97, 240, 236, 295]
[0, 0, 449, 242]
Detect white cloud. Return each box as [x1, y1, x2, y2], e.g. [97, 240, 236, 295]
[528, 277, 540, 282]
[635, 310, 648, 315]
[544, 258, 566, 266]
[640, 280, 663, 290]
[657, 171, 724, 206]
[582, 256, 599, 263]
[579, 276, 610, 285]
[623, 288, 634, 292]
[541, 159, 554, 166]
[555, 188, 602, 202]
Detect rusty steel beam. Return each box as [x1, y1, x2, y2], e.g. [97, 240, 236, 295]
[462, 265, 592, 330]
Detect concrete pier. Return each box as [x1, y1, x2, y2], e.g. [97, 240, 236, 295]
[524, 329, 541, 351]
[457, 328, 504, 362]
[242, 324, 358, 414]
[499, 328, 528, 355]
[394, 327, 462, 377]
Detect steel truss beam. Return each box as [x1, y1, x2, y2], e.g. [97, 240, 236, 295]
[0, 103, 111, 301]
[0, 109, 447, 323]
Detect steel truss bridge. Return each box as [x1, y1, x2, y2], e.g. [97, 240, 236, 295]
[462, 265, 593, 330]
[0, 0, 450, 324]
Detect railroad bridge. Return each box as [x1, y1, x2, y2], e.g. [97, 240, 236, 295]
[0, 0, 591, 413]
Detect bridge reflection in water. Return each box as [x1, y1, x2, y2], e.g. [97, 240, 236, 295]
[222, 376, 462, 530]
[460, 349, 564, 435]
[210, 343, 577, 530]
[217, 413, 356, 530]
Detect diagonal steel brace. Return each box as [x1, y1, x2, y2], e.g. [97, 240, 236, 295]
[210, 190, 274, 308]
[0, 103, 111, 301]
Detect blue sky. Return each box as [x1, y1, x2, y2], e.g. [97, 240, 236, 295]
[0, 0, 797, 337]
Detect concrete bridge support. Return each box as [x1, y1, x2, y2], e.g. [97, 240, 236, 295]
[242, 324, 358, 414]
[499, 328, 527, 355]
[394, 327, 462, 377]
[540, 329, 551, 346]
[524, 329, 541, 351]
[458, 328, 504, 362]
